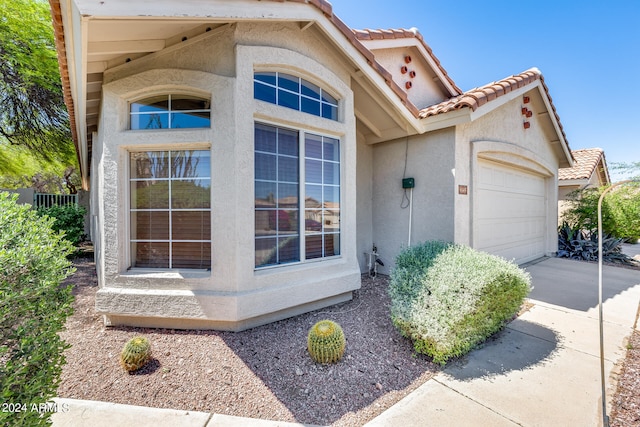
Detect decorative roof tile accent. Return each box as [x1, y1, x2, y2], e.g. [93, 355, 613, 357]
[559, 148, 608, 182]
[352, 28, 462, 95]
[419, 68, 569, 147]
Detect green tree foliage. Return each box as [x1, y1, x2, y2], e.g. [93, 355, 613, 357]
[0, 0, 73, 158]
[562, 185, 640, 241]
[0, 142, 79, 192]
[0, 192, 75, 426]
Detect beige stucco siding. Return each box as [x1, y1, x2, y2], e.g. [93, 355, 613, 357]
[92, 23, 361, 330]
[370, 129, 456, 273]
[356, 131, 374, 271]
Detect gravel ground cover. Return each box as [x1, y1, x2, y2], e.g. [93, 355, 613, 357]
[58, 255, 640, 426]
[58, 258, 438, 426]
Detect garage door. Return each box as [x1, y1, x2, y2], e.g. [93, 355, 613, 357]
[475, 159, 546, 264]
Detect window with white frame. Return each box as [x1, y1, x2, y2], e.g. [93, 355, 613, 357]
[129, 150, 211, 269]
[254, 72, 338, 121]
[130, 94, 211, 130]
[254, 123, 340, 268]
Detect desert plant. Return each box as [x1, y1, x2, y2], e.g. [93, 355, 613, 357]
[389, 241, 530, 365]
[307, 320, 346, 364]
[562, 185, 640, 242]
[37, 203, 87, 246]
[120, 336, 152, 372]
[0, 192, 75, 427]
[557, 222, 637, 265]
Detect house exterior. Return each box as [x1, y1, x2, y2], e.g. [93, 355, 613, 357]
[49, 0, 573, 331]
[558, 148, 610, 199]
[558, 148, 610, 219]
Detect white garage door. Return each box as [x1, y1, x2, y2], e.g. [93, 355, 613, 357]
[475, 159, 547, 264]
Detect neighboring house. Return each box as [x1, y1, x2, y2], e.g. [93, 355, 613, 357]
[49, 0, 573, 330]
[558, 148, 610, 199]
[558, 148, 610, 221]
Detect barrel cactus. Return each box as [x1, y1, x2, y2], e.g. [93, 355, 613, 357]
[307, 320, 346, 364]
[120, 336, 152, 372]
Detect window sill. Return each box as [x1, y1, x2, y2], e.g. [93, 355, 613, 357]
[122, 268, 211, 280]
[254, 256, 343, 275]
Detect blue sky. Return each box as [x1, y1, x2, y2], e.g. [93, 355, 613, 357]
[332, 1, 639, 180]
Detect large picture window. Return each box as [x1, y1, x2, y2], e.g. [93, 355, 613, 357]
[255, 123, 340, 268]
[130, 94, 211, 130]
[130, 150, 211, 269]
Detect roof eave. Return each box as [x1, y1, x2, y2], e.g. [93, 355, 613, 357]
[49, 0, 89, 189]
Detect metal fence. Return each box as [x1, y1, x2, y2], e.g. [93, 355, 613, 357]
[33, 193, 78, 209]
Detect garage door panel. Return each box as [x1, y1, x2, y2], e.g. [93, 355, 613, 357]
[477, 191, 545, 219]
[475, 160, 547, 264]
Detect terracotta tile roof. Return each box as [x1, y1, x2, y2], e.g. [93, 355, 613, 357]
[352, 28, 462, 95]
[48, 0, 572, 182]
[418, 68, 569, 146]
[559, 148, 608, 181]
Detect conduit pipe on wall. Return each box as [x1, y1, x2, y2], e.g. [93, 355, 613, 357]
[407, 187, 413, 247]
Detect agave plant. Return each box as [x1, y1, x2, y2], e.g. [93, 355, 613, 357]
[557, 222, 637, 266]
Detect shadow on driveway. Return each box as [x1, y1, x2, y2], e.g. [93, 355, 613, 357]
[525, 257, 640, 312]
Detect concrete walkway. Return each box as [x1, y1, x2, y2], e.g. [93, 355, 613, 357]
[365, 256, 640, 427]
[51, 255, 640, 427]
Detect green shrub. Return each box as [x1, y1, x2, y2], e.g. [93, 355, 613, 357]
[389, 241, 531, 365]
[0, 192, 75, 427]
[562, 185, 640, 242]
[557, 222, 637, 265]
[37, 203, 87, 246]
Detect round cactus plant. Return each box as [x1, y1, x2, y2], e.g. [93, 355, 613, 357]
[307, 319, 346, 364]
[120, 336, 152, 372]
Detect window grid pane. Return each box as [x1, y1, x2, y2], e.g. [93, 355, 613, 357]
[253, 72, 339, 121]
[255, 124, 301, 268]
[304, 134, 340, 260]
[130, 150, 211, 269]
[130, 94, 211, 130]
[255, 123, 340, 268]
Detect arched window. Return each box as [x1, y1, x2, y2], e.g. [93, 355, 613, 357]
[130, 94, 211, 130]
[254, 72, 338, 121]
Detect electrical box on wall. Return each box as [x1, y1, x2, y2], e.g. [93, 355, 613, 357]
[402, 177, 415, 189]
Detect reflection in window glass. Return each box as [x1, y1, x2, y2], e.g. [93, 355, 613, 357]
[130, 150, 211, 269]
[130, 94, 211, 130]
[254, 124, 300, 267]
[255, 123, 340, 268]
[254, 72, 339, 121]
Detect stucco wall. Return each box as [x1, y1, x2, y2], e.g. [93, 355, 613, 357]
[370, 129, 456, 274]
[92, 22, 361, 330]
[368, 47, 447, 110]
[356, 130, 374, 272]
[0, 188, 34, 205]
